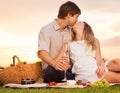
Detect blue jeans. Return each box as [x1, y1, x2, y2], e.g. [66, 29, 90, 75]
[43, 66, 75, 83]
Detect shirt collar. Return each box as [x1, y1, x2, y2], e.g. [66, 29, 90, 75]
[52, 19, 71, 31]
[52, 19, 60, 31]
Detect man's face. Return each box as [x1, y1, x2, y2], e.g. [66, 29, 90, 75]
[67, 14, 79, 26]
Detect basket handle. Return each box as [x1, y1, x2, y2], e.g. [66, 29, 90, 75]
[12, 55, 22, 65]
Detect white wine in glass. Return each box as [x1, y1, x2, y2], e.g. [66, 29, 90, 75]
[62, 43, 69, 82]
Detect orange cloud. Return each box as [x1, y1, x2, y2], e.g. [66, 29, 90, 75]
[101, 36, 120, 46]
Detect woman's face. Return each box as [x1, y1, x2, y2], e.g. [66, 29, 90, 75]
[72, 22, 85, 33]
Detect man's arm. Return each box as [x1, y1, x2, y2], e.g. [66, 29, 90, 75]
[37, 50, 56, 69]
[37, 50, 69, 71]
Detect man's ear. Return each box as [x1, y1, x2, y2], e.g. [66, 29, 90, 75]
[65, 13, 72, 20]
[67, 13, 72, 17]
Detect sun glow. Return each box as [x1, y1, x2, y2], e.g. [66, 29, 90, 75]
[0, 30, 40, 67]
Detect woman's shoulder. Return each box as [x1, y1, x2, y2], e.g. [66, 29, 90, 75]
[94, 38, 100, 47]
[94, 38, 100, 43]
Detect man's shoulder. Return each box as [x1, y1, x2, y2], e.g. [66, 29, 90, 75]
[40, 22, 53, 32]
[41, 23, 52, 30]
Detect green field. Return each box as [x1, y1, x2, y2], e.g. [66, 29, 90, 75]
[0, 85, 120, 93]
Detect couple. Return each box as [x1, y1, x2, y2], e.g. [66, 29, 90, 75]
[37, 1, 120, 83]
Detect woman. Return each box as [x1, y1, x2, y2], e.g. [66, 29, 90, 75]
[70, 21, 106, 82]
[55, 21, 120, 83]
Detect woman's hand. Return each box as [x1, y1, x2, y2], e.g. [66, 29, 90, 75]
[96, 65, 106, 78]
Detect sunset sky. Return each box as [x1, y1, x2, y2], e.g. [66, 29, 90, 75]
[0, 0, 120, 67]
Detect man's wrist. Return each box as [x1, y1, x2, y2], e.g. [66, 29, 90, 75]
[51, 60, 57, 69]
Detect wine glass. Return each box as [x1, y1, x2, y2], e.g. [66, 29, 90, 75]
[61, 31, 71, 82]
[62, 43, 69, 82]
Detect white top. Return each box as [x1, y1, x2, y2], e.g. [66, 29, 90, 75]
[69, 40, 99, 82]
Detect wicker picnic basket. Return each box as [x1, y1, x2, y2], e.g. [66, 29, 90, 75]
[0, 55, 43, 85]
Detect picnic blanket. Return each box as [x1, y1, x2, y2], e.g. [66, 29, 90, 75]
[3, 83, 120, 89]
[4, 83, 84, 88]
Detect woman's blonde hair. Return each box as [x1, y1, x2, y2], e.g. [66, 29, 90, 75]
[83, 22, 96, 51]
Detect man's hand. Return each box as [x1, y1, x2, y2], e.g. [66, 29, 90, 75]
[54, 56, 70, 71]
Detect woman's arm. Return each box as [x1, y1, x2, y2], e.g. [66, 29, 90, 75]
[95, 39, 104, 66]
[95, 38, 106, 78]
[54, 42, 69, 61]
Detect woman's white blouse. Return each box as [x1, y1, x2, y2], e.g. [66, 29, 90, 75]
[69, 40, 99, 82]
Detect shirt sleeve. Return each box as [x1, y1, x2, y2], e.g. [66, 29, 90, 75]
[38, 28, 50, 52]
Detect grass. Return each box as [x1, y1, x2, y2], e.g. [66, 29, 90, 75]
[0, 85, 120, 93]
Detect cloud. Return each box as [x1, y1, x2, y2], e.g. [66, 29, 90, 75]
[95, 14, 120, 39]
[0, 31, 37, 48]
[101, 36, 120, 46]
[110, 20, 120, 33]
[76, 0, 120, 13]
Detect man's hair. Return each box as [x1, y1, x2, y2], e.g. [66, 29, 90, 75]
[58, 1, 81, 19]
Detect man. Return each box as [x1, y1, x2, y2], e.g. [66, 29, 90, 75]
[37, 1, 81, 83]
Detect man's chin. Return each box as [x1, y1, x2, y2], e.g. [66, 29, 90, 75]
[69, 24, 74, 27]
[71, 23, 76, 26]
